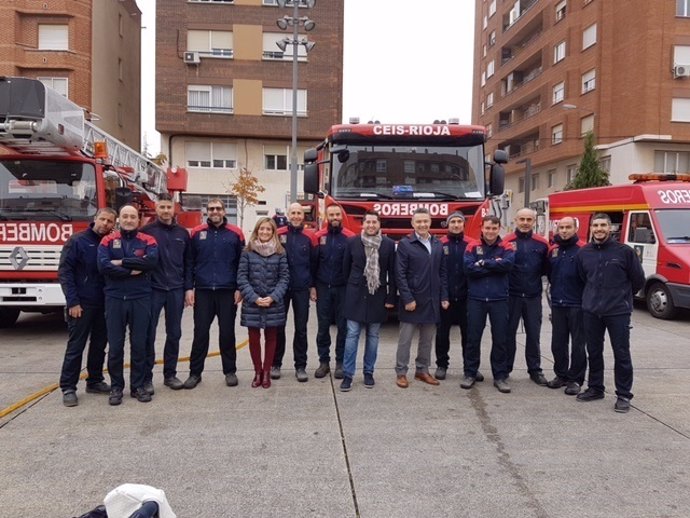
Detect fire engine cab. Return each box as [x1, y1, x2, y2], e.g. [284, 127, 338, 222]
[546, 173, 690, 319]
[0, 77, 198, 327]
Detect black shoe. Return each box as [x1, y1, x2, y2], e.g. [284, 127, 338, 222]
[314, 362, 330, 378]
[493, 378, 511, 393]
[143, 381, 155, 395]
[476, 371, 485, 382]
[363, 373, 375, 388]
[225, 373, 238, 387]
[547, 376, 567, 389]
[131, 387, 152, 403]
[295, 368, 308, 382]
[614, 396, 631, 413]
[340, 376, 353, 392]
[564, 381, 581, 396]
[62, 391, 78, 407]
[183, 374, 202, 389]
[334, 362, 344, 379]
[434, 367, 447, 380]
[530, 372, 548, 386]
[109, 388, 123, 406]
[85, 381, 111, 394]
[270, 366, 281, 380]
[460, 376, 476, 389]
[576, 388, 605, 402]
[164, 376, 184, 390]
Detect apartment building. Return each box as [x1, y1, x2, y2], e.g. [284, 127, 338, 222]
[474, 0, 690, 213]
[156, 0, 344, 230]
[0, 0, 142, 149]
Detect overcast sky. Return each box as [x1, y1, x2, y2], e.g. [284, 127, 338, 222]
[137, 0, 476, 156]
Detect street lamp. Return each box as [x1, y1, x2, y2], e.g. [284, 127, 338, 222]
[276, 0, 316, 203]
[516, 158, 532, 206]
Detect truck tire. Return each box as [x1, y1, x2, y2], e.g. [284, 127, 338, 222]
[0, 308, 20, 328]
[646, 282, 677, 320]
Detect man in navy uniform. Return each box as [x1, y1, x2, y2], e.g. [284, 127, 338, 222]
[58, 207, 116, 407]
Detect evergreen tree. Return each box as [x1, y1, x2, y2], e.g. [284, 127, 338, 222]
[565, 131, 610, 190]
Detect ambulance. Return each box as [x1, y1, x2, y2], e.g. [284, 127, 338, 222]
[546, 173, 690, 319]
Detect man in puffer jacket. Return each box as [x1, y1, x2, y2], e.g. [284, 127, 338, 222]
[575, 213, 645, 413]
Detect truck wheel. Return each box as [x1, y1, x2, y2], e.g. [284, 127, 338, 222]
[0, 308, 20, 328]
[646, 283, 677, 320]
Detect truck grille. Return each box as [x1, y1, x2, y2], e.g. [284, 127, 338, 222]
[0, 245, 62, 271]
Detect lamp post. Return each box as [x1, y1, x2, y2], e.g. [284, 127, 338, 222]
[276, 0, 316, 203]
[516, 157, 532, 206]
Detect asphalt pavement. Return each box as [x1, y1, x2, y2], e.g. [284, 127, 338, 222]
[1, 303, 689, 517]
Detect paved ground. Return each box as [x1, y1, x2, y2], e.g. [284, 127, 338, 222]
[1, 302, 689, 517]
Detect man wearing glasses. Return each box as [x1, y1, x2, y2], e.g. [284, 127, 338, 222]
[183, 199, 245, 389]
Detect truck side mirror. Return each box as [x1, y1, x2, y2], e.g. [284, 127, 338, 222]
[494, 149, 509, 164]
[304, 163, 319, 194]
[304, 148, 318, 163]
[489, 164, 505, 196]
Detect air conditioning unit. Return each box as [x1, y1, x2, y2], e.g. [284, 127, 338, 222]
[673, 64, 690, 78]
[183, 51, 200, 65]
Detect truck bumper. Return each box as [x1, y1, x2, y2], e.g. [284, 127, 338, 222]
[0, 283, 65, 307]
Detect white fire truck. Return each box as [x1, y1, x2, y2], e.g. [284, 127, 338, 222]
[0, 77, 199, 327]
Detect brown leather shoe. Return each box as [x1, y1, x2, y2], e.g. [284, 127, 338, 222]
[414, 372, 440, 386]
[396, 375, 409, 388]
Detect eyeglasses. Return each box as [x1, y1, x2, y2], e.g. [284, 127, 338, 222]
[207, 207, 224, 212]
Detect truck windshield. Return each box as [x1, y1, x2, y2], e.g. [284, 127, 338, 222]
[0, 159, 97, 221]
[655, 209, 690, 243]
[330, 144, 485, 200]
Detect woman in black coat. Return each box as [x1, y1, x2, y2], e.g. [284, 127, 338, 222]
[339, 211, 397, 391]
[237, 217, 289, 388]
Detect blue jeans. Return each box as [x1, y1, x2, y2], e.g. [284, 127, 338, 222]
[342, 320, 381, 379]
[583, 311, 633, 399]
[506, 295, 543, 374]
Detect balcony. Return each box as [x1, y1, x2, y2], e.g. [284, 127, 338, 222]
[502, 0, 540, 32]
[498, 97, 542, 132]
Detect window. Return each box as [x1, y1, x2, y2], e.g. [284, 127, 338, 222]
[263, 33, 308, 61]
[38, 25, 68, 50]
[582, 24, 597, 50]
[554, 41, 566, 63]
[186, 141, 237, 169]
[263, 0, 309, 5]
[187, 85, 233, 113]
[486, 123, 493, 138]
[552, 124, 564, 144]
[481, 71, 486, 87]
[628, 212, 656, 244]
[580, 114, 595, 135]
[566, 164, 577, 184]
[37, 77, 68, 97]
[547, 169, 556, 188]
[600, 156, 611, 173]
[483, 15, 488, 29]
[677, 0, 690, 17]
[489, 30, 496, 46]
[480, 101, 485, 115]
[483, 45, 487, 58]
[489, 0, 496, 17]
[552, 81, 565, 104]
[486, 60, 495, 78]
[555, 0, 567, 21]
[654, 150, 690, 172]
[674, 45, 690, 64]
[518, 177, 525, 193]
[263, 88, 307, 116]
[582, 69, 596, 93]
[486, 92, 494, 108]
[531, 173, 539, 191]
[265, 154, 288, 170]
[187, 30, 233, 58]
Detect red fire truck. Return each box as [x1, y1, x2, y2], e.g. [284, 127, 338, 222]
[0, 77, 200, 327]
[302, 122, 507, 239]
[547, 173, 690, 319]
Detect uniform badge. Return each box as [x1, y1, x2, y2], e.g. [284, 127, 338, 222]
[476, 246, 483, 256]
[113, 239, 121, 249]
[200, 231, 207, 240]
[280, 234, 287, 244]
[510, 242, 518, 251]
[443, 245, 449, 255]
[552, 249, 559, 258]
[320, 236, 327, 246]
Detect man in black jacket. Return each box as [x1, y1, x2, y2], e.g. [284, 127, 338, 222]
[576, 213, 645, 413]
[58, 208, 116, 407]
[141, 194, 192, 391]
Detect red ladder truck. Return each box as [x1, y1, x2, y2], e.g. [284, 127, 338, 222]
[0, 77, 200, 327]
[302, 122, 507, 239]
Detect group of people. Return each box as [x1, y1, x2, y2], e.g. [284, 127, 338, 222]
[58, 198, 645, 413]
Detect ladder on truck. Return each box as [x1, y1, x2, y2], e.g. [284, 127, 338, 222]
[0, 76, 166, 198]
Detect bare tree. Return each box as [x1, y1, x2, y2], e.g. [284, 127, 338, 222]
[228, 167, 266, 229]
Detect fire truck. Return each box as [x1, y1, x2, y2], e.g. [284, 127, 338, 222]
[546, 173, 690, 319]
[0, 77, 200, 327]
[302, 122, 507, 239]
